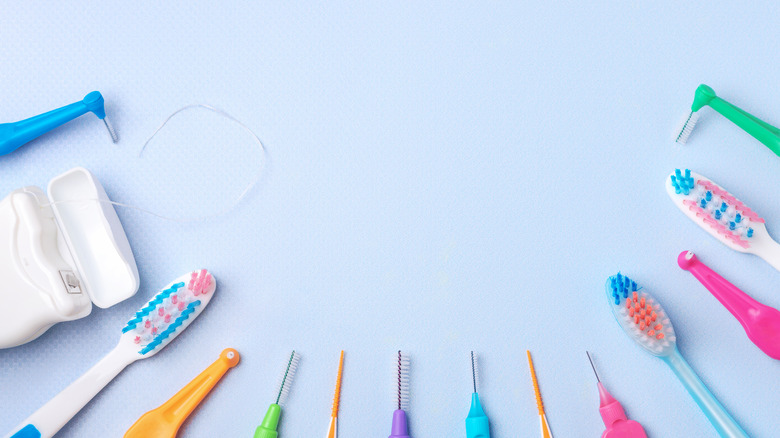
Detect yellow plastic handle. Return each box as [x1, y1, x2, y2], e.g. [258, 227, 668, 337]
[124, 348, 240, 438]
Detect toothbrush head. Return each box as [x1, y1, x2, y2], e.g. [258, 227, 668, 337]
[667, 169, 765, 253]
[275, 351, 301, 406]
[121, 269, 215, 357]
[605, 273, 677, 357]
[395, 351, 410, 411]
[470, 351, 480, 394]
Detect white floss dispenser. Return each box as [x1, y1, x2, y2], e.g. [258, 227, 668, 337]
[0, 167, 139, 348]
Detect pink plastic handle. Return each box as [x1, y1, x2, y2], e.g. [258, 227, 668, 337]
[678, 250, 780, 360]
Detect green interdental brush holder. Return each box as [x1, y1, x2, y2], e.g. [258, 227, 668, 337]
[684, 84, 780, 156]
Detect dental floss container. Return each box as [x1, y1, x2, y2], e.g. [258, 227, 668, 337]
[0, 167, 139, 349]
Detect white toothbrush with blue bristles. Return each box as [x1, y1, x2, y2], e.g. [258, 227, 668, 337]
[667, 168, 780, 272]
[5, 270, 216, 438]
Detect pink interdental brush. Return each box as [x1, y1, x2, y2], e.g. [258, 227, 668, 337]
[586, 352, 647, 438]
[678, 250, 780, 360]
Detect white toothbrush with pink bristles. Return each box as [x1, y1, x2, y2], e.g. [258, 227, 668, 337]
[5, 270, 216, 438]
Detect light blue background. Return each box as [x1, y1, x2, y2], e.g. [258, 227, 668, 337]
[2, 2, 780, 437]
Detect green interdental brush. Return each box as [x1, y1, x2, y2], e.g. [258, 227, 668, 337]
[254, 351, 301, 438]
[674, 84, 780, 156]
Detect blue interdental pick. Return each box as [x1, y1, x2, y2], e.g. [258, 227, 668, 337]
[0, 91, 118, 156]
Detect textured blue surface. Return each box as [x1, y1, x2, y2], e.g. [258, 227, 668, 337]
[2, 2, 780, 437]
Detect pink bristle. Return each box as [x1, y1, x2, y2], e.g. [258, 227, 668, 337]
[134, 336, 141, 344]
[164, 314, 171, 323]
[145, 320, 151, 329]
[172, 295, 178, 304]
[698, 179, 764, 223]
[683, 200, 750, 249]
[158, 308, 165, 316]
[178, 302, 185, 311]
[189, 272, 197, 286]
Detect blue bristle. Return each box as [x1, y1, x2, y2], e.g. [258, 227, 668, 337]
[611, 273, 638, 304]
[720, 202, 727, 212]
[672, 169, 692, 195]
[705, 191, 712, 201]
[139, 300, 201, 355]
[700, 198, 707, 208]
[748, 228, 754, 238]
[735, 213, 742, 223]
[670, 175, 681, 194]
[714, 210, 722, 220]
[122, 282, 185, 333]
[729, 222, 736, 231]
[685, 170, 694, 189]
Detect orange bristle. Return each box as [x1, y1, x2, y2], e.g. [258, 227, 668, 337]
[331, 351, 344, 418]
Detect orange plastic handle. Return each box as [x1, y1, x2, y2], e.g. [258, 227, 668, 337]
[124, 348, 240, 438]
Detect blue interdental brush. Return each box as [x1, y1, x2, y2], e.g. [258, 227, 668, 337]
[0, 91, 118, 156]
[466, 351, 491, 438]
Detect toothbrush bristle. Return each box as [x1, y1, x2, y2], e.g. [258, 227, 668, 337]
[674, 111, 700, 144]
[122, 269, 214, 355]
[669, 168, 762, 249]
[606, 273, 676, 356]
[470, 351, 479, 394]
[395, 351, 410, 411]
[103, 117, 119, 143]
[276, 351, 301, 406]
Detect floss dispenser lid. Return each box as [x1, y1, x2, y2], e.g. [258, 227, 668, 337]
[47, 167, 139, 308]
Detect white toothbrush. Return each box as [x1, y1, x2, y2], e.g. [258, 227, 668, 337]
[5, 269, 216, 438]
[666, 168, 780, 272]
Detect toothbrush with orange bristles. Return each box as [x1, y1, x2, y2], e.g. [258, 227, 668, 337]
[327, 351, 345, 438]
[526, 351, 553, 438]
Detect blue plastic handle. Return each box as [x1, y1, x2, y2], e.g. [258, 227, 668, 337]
[465, 393, 491, 438]
[0, 91, 107, 156]
[9, 424, 41, 438]
[663, 348, 749, 438]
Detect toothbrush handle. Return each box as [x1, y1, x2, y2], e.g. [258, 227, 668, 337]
[708, 96, 780, 156]
[124, 348, 239, 438]
[756, 239, 780, 273]
[6, 344, 136, 438]
[663, 349, 749, 438]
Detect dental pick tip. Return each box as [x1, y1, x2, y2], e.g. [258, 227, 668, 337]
[103, 117, 118, 143]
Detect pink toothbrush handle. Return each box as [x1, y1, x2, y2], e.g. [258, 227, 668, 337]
[678, 250, 780, 360]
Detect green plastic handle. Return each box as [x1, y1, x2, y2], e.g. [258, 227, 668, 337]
[692, 84, 780, 157]
[254, 404, 281, 438]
